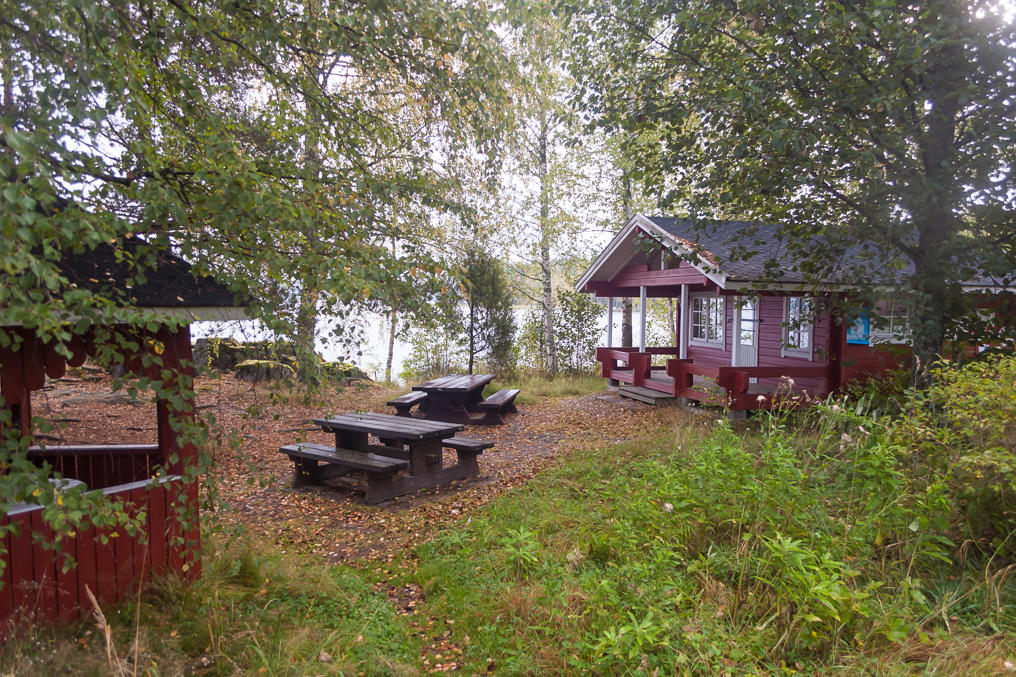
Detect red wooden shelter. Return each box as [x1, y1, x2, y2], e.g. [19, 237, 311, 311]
[1, 240, 245, 635]
[578, 215, 1013, 413]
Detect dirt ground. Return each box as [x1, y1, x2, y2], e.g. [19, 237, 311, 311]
[33, 369, 677, 564]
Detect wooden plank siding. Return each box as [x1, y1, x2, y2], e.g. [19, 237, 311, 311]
[0, 476, 191, 638]
[610, 262, 710, 287]
[26, 445, 162, 490]
[753, 296, 830, 393]
[842, 343, 911, 382]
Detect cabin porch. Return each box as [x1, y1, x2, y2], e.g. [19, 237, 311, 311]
[596, 347, 836, 412]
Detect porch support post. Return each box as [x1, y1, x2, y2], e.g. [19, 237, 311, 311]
[679, 284, 689, 359]
[639, 286, 647, 352]
[607, 297, 614, 347]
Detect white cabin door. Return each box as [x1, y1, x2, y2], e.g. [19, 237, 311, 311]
[733, 297, 759, 370]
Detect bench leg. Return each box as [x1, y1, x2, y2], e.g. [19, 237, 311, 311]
[392, 406, 413, 417]
[455, 450, 480, 475]
[407, 439, 444, 475]
[364, 472, 398, 504]
[293, 458, 318, 487]
[479, 410, 505, 426]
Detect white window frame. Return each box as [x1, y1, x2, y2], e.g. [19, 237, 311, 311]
[781, 296, 814, 360]
[871, 298, 910, 344]
[689, 294, 725, 347]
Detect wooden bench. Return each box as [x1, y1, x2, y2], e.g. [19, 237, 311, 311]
[386, 391, 428, 417]
[442, 436, 493, 474]
[476, 388, 520, 425]
[279, 442, 408, 502]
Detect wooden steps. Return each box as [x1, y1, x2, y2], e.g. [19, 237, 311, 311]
[617, 385, 676, 405]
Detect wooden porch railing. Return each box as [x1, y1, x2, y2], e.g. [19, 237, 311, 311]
[595, 347, 649, 386]
[595, 347, 681, 388]
[667, 360, 834, 411]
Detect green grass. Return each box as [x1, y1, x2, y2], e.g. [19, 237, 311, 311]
[410, 410, 1016, 674]
[1, 538, 417, 676]
[8, 358, 1015, 675]
[491, 371, 605, 405]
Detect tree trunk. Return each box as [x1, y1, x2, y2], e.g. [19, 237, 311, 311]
[906, 1, 964, 387]
[385, 237, 398, 382]
[621, 173, 634, 347]
[668, 298, 676, 345]
[294, 0, 324, 384]
[2, 54, 13, 113]
[468, 297, 476, 374]
[538, 112, 557, 376]
[295, 288, 319, 383]
[385, 308, 397, 383]
[621, 299, 633, 347]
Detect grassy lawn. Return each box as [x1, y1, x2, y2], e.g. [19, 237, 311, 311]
[411, 410, 1016, 674]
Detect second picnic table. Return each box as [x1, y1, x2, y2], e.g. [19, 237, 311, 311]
[412, 373, 494, 424]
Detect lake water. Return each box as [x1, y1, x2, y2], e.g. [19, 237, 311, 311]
[192, 306, 648, 384]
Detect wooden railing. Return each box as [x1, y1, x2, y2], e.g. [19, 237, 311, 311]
[595, 347, 682, 388]
[665, 359, 726, 405]
[0, 475, 198, 636]
[667, 360, 834, 410]
[595, 348, 649, 386]
[26, 444, 162, 490]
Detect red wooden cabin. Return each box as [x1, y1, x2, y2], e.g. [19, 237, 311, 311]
[578, 215, 1012, 413]
[1, 240, 245, 635]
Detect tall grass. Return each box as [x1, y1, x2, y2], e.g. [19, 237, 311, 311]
[492, 371, 605, 405]
[414, 357, 1016, 673]
[1, 537, 416, 676]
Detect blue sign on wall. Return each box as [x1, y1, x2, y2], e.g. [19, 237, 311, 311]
[846, 309, 870, 345]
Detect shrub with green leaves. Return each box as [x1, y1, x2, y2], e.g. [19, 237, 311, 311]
[891, 353, 1016, 558]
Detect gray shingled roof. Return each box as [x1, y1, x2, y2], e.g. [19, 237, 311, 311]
[647, 216, 1005, 287]
[57, 237, 244, 308]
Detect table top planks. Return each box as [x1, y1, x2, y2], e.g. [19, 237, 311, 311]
[314, 412, 463, 440]
[412, 373, 494, 393]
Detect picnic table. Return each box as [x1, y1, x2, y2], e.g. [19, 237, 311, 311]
[403, 373, 515, 426]
[412, 373, 495, 422]
[279, 412, 492, 503]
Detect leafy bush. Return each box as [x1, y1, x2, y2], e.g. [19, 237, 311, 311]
[554, 289, 602, 373]
[891, 353, 1016, 558]
[517, 288, 602, 374]
[399, 326, 466, 381]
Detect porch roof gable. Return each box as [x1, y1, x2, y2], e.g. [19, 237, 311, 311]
[575, 215, 728, 295]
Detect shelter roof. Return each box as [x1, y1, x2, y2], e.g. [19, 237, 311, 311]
[58, 237, 243, 309]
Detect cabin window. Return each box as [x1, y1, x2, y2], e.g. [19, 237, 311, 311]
[871, 299, 909, 343]
[690, 295, 724, 345]
[782, 296, 813, 358]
